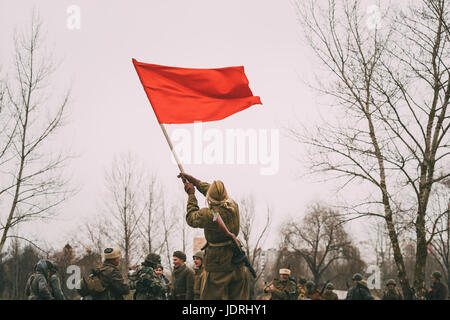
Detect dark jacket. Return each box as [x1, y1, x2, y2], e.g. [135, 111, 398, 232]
[382, 288, 403, 300]
[322, 291, 339, 300]
[426, 281, 448, 300]
[159, 274, 170, 299]
[130, 264, 166, 300]
[91, 260, 130, 300]
[25, 259, 54, 300]
[171, 264, 194, 300]
[346, 282, 374, 300]
[49, 274, 66, 300]
[193, 265, 204, 300]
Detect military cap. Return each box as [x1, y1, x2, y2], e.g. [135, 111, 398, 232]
[193, 251, 204, 260]
[386, 279, 396, 286]
[352, 273, 363, 281]
[326, 283, 334, 290]
[279, 268, 291, 275]
[144, 253, 161, 266]
[173, 250, 187, 261]
[104, 247, 120, 260]
[432, 271, 442, 279]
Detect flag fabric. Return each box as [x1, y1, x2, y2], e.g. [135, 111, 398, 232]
[132, 59, 262, 124]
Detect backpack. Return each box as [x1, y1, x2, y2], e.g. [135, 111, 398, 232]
[77, 270, 106, 296]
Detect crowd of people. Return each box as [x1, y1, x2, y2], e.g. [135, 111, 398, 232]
[23, 248, 448, 300]
[23, 173, 449, 300]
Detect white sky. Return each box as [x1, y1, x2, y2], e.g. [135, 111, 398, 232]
[0, 0, 379, 257]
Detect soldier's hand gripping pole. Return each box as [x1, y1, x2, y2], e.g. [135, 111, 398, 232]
[213, 212, 257, 279]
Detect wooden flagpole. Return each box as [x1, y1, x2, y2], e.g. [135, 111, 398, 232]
[159, 123, 185, 174]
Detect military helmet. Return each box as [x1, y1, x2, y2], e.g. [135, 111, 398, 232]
[326, 283, 334, 290]
[104, 247, 120, 260]
[144, 253, 161, 266]
[432, 271, 442, 280]
[193, 251, 204, 260]
[352, 273, 363, 281]
[386, 279, 396, 286]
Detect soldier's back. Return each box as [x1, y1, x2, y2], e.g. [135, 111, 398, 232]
[95, 262, 129, 300]
[133, 265, 165, 300]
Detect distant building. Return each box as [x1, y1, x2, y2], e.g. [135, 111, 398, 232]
[260, 248, 278, 282]
[193, 237, 206, 253]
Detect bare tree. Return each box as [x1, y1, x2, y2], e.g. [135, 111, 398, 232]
[137, 174, 164, 256]
[428, 181, 450, 293]
[71, 216, 115, 256]
[0, 12, 73, 254]
[104, 153, 145, 270]
[239, 195, 271, 281]
[281, 203, 352, 285]
[292, 0, 450, 297]
[160, 199, 178, 273]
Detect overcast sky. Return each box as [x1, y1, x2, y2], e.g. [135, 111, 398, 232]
[1, 0, 380, 258]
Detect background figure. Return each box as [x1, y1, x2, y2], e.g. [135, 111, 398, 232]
[193, 251, 205, 300]
[170, 251, 194, 300]
[130, 253, 165, 300]
[426, 271, 448, 300]
[321, 283, 338, 300]
[80, 247, 130, 300]
[346, 273, 374, 300]
[155, 264, 170, 299]
[24, 259, 54, 300]
[46, 261, 65, 300]
[304, 281, 322, 300]
[382, 279, 403, 300]
[264, 268, 298, 300]
[297, 278, 307, 300]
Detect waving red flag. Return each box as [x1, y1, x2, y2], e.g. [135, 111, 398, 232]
[132, 59, 262, 124]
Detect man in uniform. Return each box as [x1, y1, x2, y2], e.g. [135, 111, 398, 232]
[346, 273, 374, 300]
[321, 282, 339, 300]
[426, 271, 448, 300]
[46, 261, 65, 300]
[178, 173, 249, 300]
[193, 251, 205, 300]
[25, 259, 54, 300]
[297, 278, 307, 300]
[264, 268, 298, 300]
[382, 279, 403, 300]
[130, 253, 166, 300]
[170, 250, 194, 300]
[91, 247, 130, 300]
[304, 281, 323, 300]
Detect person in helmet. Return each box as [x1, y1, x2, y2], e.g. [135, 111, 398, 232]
[382, 279, 403, 300]
[25, 259, 54, 300]
[321, 282, 339, 300]
[346, 273, 374, 300]
[425, 271, 448, 300]
[130, 253, 166, 300]
[193, 250, 205, 300]
[304, 281, 323, 300]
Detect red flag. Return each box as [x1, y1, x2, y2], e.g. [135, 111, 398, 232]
[132, 59, 262, 124]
